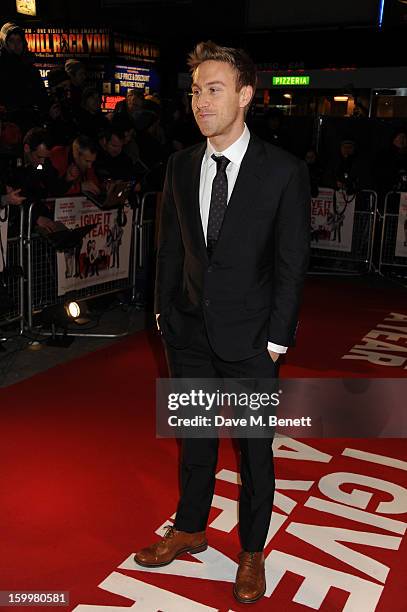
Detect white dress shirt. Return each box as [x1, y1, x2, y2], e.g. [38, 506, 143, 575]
[199, 124, 287, 355]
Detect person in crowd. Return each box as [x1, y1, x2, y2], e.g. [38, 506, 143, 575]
[96, 125, 134, 181]
[259, 108, 290, 150]
[4, 127, 61, 233]
[49, 134, 100, 197]
[114, 88, 145, 130]
[164, 97, 201, 152]
[134, 40, 310, 605]
[65, 59, 88, 110]
[76, 87, 110, 140]
[0, 22, 48, 129]
[46, 67, 77, 146]
[110, 115, 141, 165]
[375, 129, 407, 194]
[304, 147, 324, 198]
[322, 138, 372, 193]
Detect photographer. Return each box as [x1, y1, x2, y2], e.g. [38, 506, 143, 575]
[322, 138, 372, 194]
[49, 134, 100, 197]
[4, 127, 60, 233]
[45, 67, 77, 147]
[375, 129, 407, 194]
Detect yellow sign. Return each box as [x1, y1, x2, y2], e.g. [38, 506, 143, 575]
[16, 0, 37, 16]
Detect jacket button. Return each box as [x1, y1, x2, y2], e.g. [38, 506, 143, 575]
[204, 299, 210, 306]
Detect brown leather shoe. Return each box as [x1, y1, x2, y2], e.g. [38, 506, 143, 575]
[134, 525, 207, 567]
[233, 551, 266, 604]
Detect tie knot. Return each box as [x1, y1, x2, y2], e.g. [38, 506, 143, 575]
[211, 154, 230, 172]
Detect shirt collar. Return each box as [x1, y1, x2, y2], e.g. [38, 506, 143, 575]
[205, 124, 250, 167]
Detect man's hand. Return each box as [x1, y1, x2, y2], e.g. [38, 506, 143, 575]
[36, 216, 59, 233]
[82, 181, 100, 195]
[267, 349, 280, 363]
[3, 187, 25, 206]
[65, 163, 80, 183]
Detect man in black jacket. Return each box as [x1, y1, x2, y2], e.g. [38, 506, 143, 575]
[0, 22, 48, 128]
[134, 41, 310, 605]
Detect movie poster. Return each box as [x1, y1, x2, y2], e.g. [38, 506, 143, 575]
[395, 192, 407, 258]
[53, 197, 133, 297]
[0, 213, 8, 273]
[311, 188, 355, 252]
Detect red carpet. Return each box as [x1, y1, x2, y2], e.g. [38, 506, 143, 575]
[0, 278, 406, 611]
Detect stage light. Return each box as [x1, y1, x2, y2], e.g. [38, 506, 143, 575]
[65, 301, 81, 320]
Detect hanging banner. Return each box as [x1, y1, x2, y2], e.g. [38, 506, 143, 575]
[113, 33, 159, 62]
[311, 188, 355, 252]
[25, 28, 111, 58]
[53, 197, 133, 297]
[0, 212, 8, 273]
[395, 192, 407, 257]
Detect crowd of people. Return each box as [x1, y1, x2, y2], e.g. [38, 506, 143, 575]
[1, 20, 407, 237]
[0, 21, 200, 235]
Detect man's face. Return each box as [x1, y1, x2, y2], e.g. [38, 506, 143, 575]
[126, 91, 143, 112]
[74, 147, 96, 172]
[340, 142, 355, 158]
[104, 134, 123, 157]
[28, 143, 51, 167]
[7, 33, 24, 55]
[85, 94, 100, 114]
[191, 60, 251, 140]
[393, 132, 407, 150]
[72, 67, 87, 87]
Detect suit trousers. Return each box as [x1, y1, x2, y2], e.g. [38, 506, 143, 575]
[163, 317, 278, 552]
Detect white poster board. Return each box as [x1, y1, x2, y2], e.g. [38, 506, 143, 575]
[54, 197, 133, 297]
[311, 188, 355, 252]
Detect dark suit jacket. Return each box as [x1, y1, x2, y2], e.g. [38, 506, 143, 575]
[155, 133, 310, 362]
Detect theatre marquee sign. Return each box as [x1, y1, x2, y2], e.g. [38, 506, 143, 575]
[24, 27, 159, 61]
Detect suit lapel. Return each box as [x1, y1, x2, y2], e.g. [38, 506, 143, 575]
[186, 142, 208, 262]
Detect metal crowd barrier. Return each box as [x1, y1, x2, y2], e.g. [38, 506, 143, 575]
[0, 205, 24, 332]
[26, 197, 139, 337]
[378, 191, 407, 283]
[310, 189, 377, 275]
[132, 191, 162, 306]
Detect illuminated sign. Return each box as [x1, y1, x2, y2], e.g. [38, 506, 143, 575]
[272, 76, 310, 86]
[113, 64, 159, 94]
[102, 95, 125, 112]
[16, 0, 36, 16]
[24, 28, 159, 61]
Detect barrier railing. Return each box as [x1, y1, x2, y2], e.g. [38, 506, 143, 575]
[26, 196, 138, 337]
[0, 205, 24, 332]
[378, 191, 407, 283]
[132, 191, 162, 306]
[310, 189, 377, 275]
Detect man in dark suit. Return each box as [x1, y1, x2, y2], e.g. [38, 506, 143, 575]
[134, 41, 310, 604]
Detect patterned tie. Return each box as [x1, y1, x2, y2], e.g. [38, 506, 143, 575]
[207, 154, 230, 258]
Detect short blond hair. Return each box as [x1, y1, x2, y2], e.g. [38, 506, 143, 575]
[187, 40, 257, 93]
